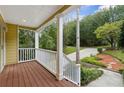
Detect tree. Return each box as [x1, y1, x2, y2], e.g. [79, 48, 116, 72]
[39, 22, 57, 50]
[63, 21, 76, 47]
[119, 22, 124, 48]
[19, 29, 35, 48]
[95, 21, 123, 49]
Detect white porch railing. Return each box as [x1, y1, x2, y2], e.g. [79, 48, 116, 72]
[19, 48, 35, 62]
[63, 54, 80, 85]
[36, 48, 57, 75]
[18, 48, 80, 86]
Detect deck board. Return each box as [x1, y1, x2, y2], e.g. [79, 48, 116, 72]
[17, 62, 25, 87]
[0, 61, 77, 87]
[13, 64, 19, 87]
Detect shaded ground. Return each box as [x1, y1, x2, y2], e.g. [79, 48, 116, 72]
[97, 54, 124, 71]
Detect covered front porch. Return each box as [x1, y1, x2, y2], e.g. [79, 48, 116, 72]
[0, 61, 77, 87]
[0, 5, 81, 87]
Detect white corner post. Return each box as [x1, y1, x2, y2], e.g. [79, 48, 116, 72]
[56, 14, 64, 80]
[76, 8, 80, 64]
[35, 32, 39, 60]
[76, 8, 81, 86]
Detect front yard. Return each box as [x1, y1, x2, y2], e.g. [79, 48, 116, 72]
[81, 49, 124, 71]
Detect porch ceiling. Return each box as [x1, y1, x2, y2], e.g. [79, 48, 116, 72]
[0, 5, 63, 28]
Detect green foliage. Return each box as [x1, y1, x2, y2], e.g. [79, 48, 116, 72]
[97, 48, 103, 53]
[63, 21, 76, 46]
[119, 22, 124, 48]
[95, 21, 123, 49]
[119, 69, 124, 82]
[79, 5, 124, 47]
[103, 50, 124, 64]
[81, 57, 106, 67]
[81, 67, 103, 86]
[19, 29, 35, 48]
[39, 22, 57, 50]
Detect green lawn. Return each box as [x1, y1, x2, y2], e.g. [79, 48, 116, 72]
[103, 50, 124, 64]
[64, 46, 83, 55]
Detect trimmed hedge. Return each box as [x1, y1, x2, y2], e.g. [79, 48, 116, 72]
[81, 57, 106, 67]
[81, 67, 103, 86]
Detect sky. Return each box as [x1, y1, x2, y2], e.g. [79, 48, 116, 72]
[63, 5, 112, 22]
[79, 5, 111, 19]
[80, 5, 100, 16]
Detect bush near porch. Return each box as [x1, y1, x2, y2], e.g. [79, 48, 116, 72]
[119, 69, 124, 83]
[81, 67, 103, 86]
[81, 56, 106, 67]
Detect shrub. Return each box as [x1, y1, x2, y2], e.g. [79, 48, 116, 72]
[81, 57, 106, 67]
[119, 69, 124, 82]
[122, 71, 124, 83]
[119, 69, 124, 74]
[97, 48, 103, 53]
[81, 67, 103, 86]
[119, 69, 124, 83]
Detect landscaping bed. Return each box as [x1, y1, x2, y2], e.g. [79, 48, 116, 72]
[81, 56, 106, 67]
[81, 66, 103, 86]
[103, 50, 124, 64]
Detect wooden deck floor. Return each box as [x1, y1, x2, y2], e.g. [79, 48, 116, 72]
[0, 61, 77, 87]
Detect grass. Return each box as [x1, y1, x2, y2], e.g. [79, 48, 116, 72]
[81, 66, 103, 86]
[103, 50, 124, 64]
[64, 46, 83, 55]
[81, 56, 106, 67]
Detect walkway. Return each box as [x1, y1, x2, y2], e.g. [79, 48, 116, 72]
[87, 69, 123, 87]
[67, 48, 98, 61]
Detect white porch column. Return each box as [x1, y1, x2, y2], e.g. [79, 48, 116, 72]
[35, 32, 39, 60]
[56, 14, 63, 80]
[35, 32, 39, 49]
[76, 8, 81, 86]
[76, 8, 80, 64]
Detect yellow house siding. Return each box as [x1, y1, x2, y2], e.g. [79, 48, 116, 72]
[6, 24, 18, 65]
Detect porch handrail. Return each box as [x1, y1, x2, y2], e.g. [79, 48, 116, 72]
[63, 54, 80, 86]
[36, 48, 57, 75]
[19, 48, 35, 62]
[18, 48, 80, 86]
[36, 48, 57, 54]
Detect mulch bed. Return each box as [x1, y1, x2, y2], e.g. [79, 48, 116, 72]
[97, 54, 124, 71]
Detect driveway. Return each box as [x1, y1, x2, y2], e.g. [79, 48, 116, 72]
[67, 48, 98, 61]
